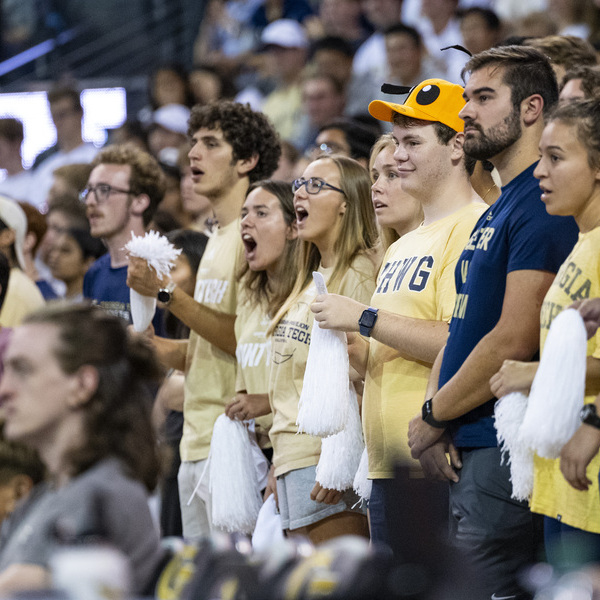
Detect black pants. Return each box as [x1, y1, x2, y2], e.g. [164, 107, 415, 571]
[449, 447, 544, 599]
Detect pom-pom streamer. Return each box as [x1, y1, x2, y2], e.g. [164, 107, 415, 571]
[125, 231, 181, 332]
[208, 414, 263, 534]
[316, 385, 364, 491]
[297, 272, 350, 437]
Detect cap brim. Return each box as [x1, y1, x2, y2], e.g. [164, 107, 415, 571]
[369, 100, 434, 124]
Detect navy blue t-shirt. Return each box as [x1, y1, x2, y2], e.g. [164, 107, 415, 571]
[439, 163, 579, 448]
[83, 253, 165, 336]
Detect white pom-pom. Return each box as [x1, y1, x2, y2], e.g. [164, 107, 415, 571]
[297, 272, 350, 437]
[125, 231, 182, 332]
[130, 290, 157, 332]
[520, 308, 587, 459]
[316, 385, 364, 491]
[125, 230, 181, 277]
[494, 392, 534, 501]
[353, 447, 371, 502]
[208, 414, 263, 534]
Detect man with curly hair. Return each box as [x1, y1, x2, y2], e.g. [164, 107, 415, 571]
[82, 143, 166, 329]
[128, 101, 281, 538]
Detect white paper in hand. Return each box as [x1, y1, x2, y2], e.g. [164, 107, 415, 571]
[297, 271, 351, 437]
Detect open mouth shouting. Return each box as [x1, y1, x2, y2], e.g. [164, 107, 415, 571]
[295, 205, 309, 226]
[242, 232, 257, 259]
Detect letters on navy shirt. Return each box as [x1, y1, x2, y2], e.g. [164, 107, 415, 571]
[438, 163, 579, 448]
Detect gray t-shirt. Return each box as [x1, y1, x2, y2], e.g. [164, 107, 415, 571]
[0, 458, 163, 593]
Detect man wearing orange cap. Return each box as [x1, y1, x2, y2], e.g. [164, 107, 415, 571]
[407, 46, 579, 598]
[311, 78, 486, 547]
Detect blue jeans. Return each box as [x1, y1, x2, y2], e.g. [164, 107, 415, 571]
[544, 516, 600, 572]
[368, 478, 394, 549]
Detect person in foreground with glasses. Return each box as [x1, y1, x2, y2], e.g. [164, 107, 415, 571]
[81, 144, 166, 330]
[266, 154, 379, 544]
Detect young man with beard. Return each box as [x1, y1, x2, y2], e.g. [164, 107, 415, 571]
[127, 101, 280, 538]
[407, 46, 579, 599]
[82, 144, 165, 331]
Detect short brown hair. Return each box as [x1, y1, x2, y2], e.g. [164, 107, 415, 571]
[91, 144, 166, 226]
[53, 163, 93, 195]
[561, 65, 600, 99]
[526, 35, 597, 72]
[463, 45, 559, 116]
[0, 119, 23, 144]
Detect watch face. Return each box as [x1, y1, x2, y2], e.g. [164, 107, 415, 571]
[157, 290, 170, 303]
[361, 312, 376, 328]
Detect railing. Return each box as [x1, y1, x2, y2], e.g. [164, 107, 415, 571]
[0, 0, 208, 91]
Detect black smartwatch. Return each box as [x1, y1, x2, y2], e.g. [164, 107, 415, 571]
[358, 307, 378, 337]
[422, 398, 449, 429]
[580, 404, 600, 430]
[157, 281, 176, 306]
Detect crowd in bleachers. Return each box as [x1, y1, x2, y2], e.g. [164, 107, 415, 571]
[1, 1, 600, 598]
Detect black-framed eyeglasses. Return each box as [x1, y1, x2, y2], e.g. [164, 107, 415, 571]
[79, 184, 133, 204]
[292, 177, 345, 196]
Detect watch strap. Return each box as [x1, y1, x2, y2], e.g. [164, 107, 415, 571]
[422, 398, 448, 429]
[581, 404, 600, 430]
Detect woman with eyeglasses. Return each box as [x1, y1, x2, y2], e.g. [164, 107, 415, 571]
[267, 155, 379, 543]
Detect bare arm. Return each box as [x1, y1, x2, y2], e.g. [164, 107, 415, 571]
[490, 356, 600, 399]
[127, 256, 237, 356]
[573, 298, 600, 339]
[167, 287, 237, 356]
[311, 294, 449, 365]
[409, 269, 555, 457]
[432, 269, 554, 420]
[152, 336, 189, 372]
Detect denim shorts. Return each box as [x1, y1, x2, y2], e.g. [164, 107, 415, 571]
[276, 465, 365, 530]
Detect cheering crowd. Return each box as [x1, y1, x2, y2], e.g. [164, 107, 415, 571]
[1, 3, 600, 598]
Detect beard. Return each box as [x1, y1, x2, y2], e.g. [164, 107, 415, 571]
[463, 110, 522, 161]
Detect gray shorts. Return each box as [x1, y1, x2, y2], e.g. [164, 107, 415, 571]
[276, 465, 365, 531]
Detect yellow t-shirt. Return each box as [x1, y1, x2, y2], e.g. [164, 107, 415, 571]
[234, 296, 273, 448]
[363, 202, 487, 478]
[180, 219, 243, 462]
[531, 227, 600, 533]
[0, 267, 45, 327]
[261, 85, 303, 143]
[269, 253, 377, 477]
